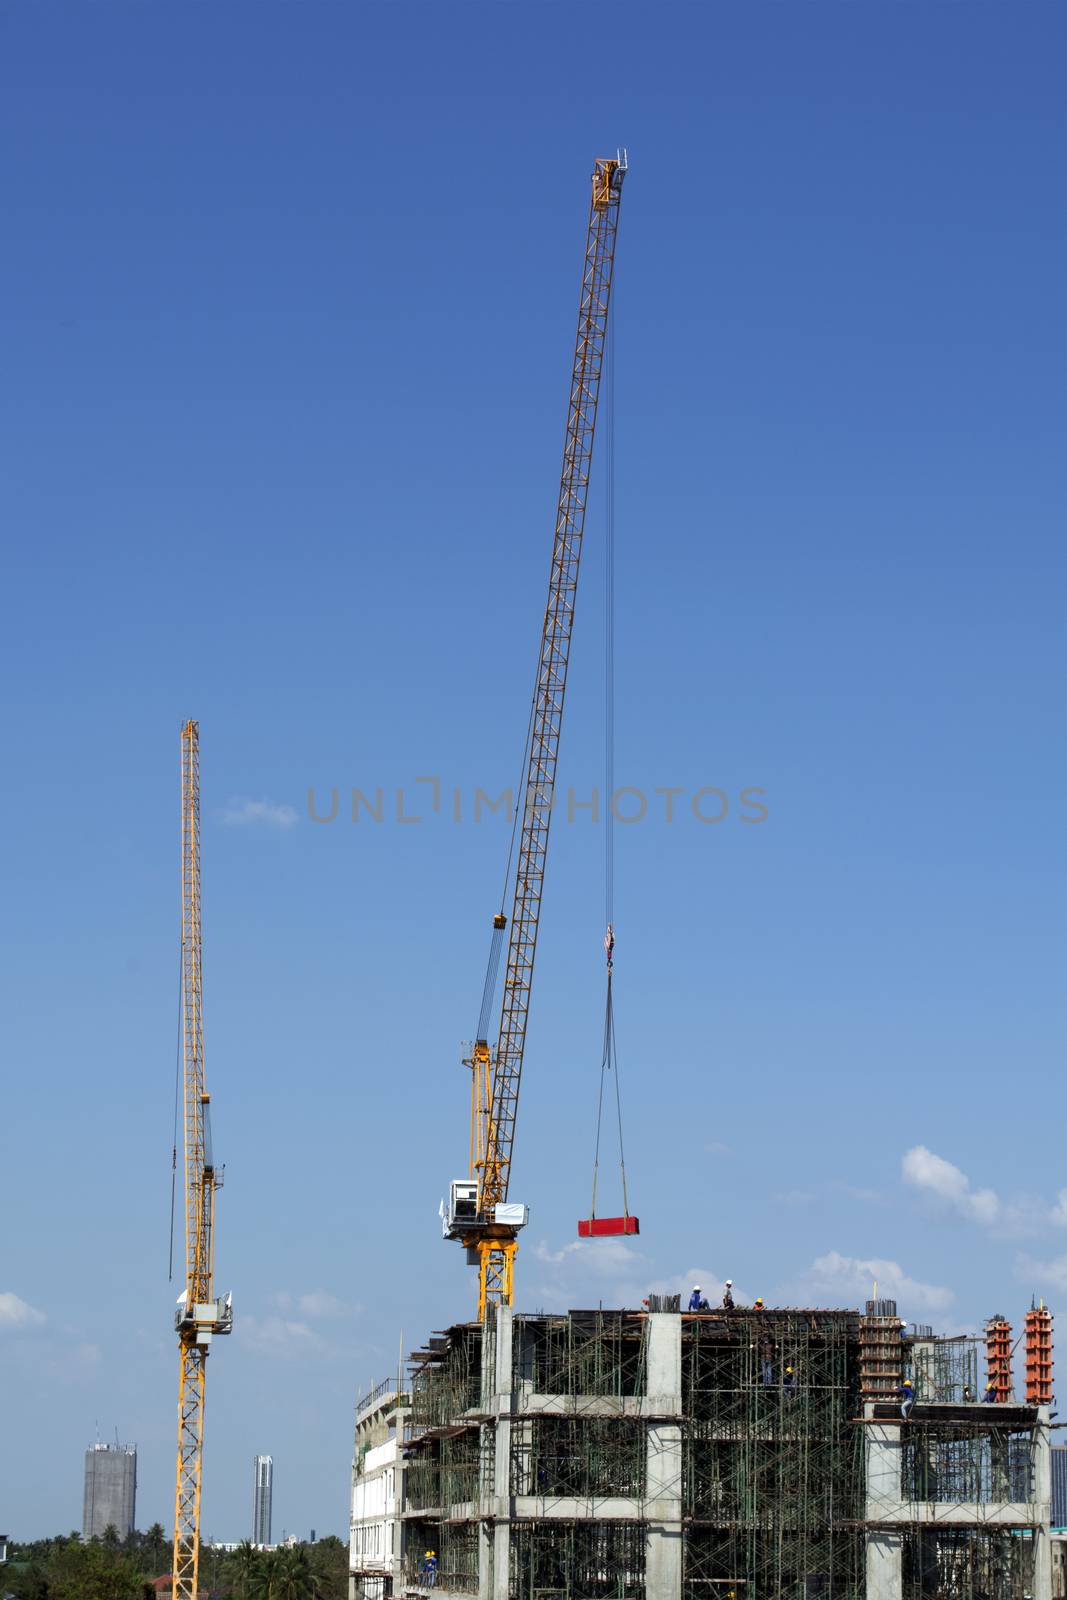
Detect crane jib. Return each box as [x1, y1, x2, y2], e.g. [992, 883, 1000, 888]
[478, 155, 626, 1223]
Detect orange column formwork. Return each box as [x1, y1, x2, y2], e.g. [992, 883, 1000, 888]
[985, 1316, 1013, 1402]
[1025, 1304, 1054, 1404]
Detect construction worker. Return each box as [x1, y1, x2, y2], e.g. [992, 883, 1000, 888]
[760, 1336, 773, 1386]
[422, 1551, 438, 1587]
[984, 1380, 999, 1403]
[688, 1286, 703, 1312]
[784, 1363, 796, 1398]
[900, 1379, 915, 1421]
[754, 1297, 765, 1311]
[722, 1280, 735, 1310]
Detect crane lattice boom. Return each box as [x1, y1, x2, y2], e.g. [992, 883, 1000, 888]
[445, 154, 626, 1319]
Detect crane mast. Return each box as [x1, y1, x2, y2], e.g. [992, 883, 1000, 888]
[173, 720, 232, 1600]
[445, 154, 627, 1319]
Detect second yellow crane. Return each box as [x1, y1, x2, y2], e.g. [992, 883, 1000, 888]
[173, 720, 232, 1600]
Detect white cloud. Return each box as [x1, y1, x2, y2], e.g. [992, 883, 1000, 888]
[242, 1315, 322, 1356]
[835, 1183, 883, 1205]
[798, 1250, 953, 1315]
[1017, 1252, 1067, 1294]
[902, 1145, 1001, 1226]
[221, 798, 298, 830]
[704, 1141, 731, 1158]
[298, 1291, 344, 1318]
[0, 1291, 45, 1330]
[270, 1289, 357, 1320]
[526, 1242, 750, 1315]
[1050, 1191, 1067, 1228]
[646, 1267, 753, 1307]
[527, 1238, 651, 1311]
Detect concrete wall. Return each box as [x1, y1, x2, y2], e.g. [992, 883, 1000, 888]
[350, 1401, 407, 1600]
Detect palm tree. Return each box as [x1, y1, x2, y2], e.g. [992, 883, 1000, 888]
[145, 1524, 168, 1575]
[249, 1549, 280, 1600]
[232, 1540, 261, 1600]
[275, 1547, 316, 1600]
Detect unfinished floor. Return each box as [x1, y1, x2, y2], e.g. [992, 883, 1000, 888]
[350, 1302, 1052, 1600]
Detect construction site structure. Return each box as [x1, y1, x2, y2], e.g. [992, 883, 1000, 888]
[349, 1300, 1055, 1600]
[986, 1316, 1014, 1403]
[859, 1298, 905, 1403]
[443, 152, 627, 1321]
[1027, 1305, 1055, 1406]
[172, 721, 233, 1600]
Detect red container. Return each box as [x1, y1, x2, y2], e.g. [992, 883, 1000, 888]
[578, 1216, 640, 1238]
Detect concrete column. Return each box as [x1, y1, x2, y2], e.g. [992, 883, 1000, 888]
[1033, 1407, 1053, 1600]
[646, 1312, 682, 1404]
[494, 1305, 514, 1402]
[487, 1307, 513, 1600]
[866, 1533, 903, 1600]
[864, 1408, 902, 1600]
[491, 1525, 510, 1600]
[645, 1525, 683, 1600]
[645, 1316, 682, 1600]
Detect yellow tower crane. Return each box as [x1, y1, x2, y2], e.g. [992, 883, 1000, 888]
[173, 720, 232, 1600]
[442, 153, 627, 1319]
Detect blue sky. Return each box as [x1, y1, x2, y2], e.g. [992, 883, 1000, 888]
[2, 0, 1066, 1547]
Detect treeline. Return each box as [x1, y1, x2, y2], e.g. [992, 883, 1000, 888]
[3, 1530, 348, 1600]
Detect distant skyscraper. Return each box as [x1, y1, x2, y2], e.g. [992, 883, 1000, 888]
[83, 1443, 137, 1540]
[252, 1456, 273, 1546]
[1053, 1444, 1067, 1529]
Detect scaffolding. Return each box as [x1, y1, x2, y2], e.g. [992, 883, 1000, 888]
[899, 1526, 1035, 1599]
[510, 1416, 646, 1498]
[391, 1308, 1051, 1600]
[404, 1521, 479, 1595]
[518, 1311, 648, 1398]
[409, 1325, 484, 1435]
[510, 1520, 646, 1600]
[406, 1430, 482, 1513]
[910, 1337, 980, 1404]
[682, 1311, 864, 1599]
[900, 1419, 1034, 1503]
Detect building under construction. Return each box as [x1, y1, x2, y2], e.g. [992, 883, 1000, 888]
[350, 1299, 1054, 1600]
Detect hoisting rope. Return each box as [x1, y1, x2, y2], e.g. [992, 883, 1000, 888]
[589, 293, 631, 1222]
